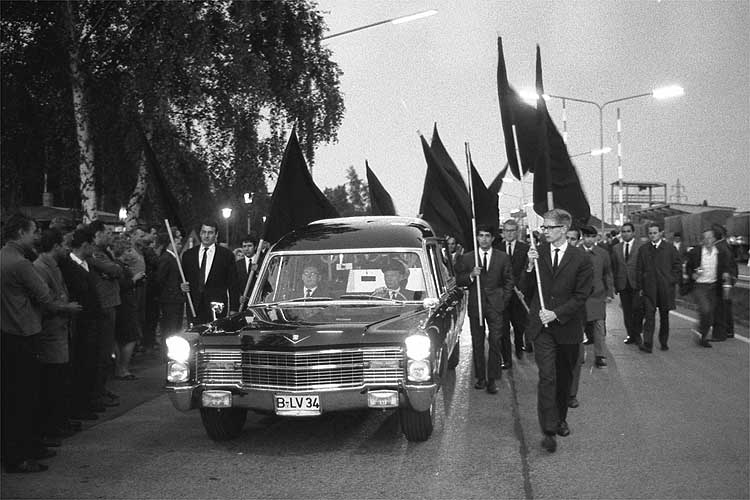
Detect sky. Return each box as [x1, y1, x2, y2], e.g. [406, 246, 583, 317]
[309, 0, 749, 225]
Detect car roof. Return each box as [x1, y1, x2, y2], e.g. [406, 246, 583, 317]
[271, 216, 438, 252]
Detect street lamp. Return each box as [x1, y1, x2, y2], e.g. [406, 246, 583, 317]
[322, 9, 438, 40]
[221, 207, 232, 245]
[525, 85, 684, 233]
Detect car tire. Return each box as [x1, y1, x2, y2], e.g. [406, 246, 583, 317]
[200, 408, 247, 441]
[447, 342, 460, 369]
[399, 404, 434, 442]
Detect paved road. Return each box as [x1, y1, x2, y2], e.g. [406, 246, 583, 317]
[2, 302, 748, 499]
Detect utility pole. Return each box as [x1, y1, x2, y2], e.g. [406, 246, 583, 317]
[670, 179, 687, 203]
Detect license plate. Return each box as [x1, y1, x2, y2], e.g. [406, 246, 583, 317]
[368, 390, 399, 408]
[202, 390, 232, 408]
[274, 394, 321, 416]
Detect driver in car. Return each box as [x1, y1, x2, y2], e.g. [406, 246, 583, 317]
[371, 260, 420, 300]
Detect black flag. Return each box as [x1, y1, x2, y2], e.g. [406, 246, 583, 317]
[418, 135, 474, 249]
[366, 161, 396, 216]
[470, 161, 499, 230]
[138, 124, 184, 230]
[488, 163, 509, 195]
[263, 128, 339, 244]
[497, 37, 539, 180]
[430, 123, 468, 196]
[532, 45, 591, 226]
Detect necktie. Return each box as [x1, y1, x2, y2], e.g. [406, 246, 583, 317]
[482, 251, 488, 272]
[506, 243, 512, 257]
[553, 248, 560, 271]
[625, 242, 630, 261]
[390, 290, 396, 299]
[200, 247, 208, 283]
[305, 288, 312, 298]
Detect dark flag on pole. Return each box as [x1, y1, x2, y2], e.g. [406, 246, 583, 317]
[366, 161, 396, 216]
[532, 45, 591, 226]
[262, 128, 339, 244]
[488, 163, 509, 195]
[470, 162, 499, 229]
[137, 123, 184, 230]
[431, 123, 469, 196]
[418, 135, 474, 250]
[497, 37, 539, 180]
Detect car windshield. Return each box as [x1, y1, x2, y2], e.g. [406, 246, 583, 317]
[251, 251, 427, 305]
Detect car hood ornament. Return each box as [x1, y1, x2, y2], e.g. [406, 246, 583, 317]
[283, 334, 310, 345]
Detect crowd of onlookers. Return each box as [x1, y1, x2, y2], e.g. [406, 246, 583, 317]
[0, 213, 198, 474]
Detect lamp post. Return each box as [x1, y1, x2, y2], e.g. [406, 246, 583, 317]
[545, 85, 684, 233]
[221, 207, 232, 245]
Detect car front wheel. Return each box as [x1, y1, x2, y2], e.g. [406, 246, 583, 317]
[399, 403, 434, 442]
[200, 408, 247, 441]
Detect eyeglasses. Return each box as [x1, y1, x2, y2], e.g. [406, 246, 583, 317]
[302, 271, 320, 277]
[540, 225, 564, 231]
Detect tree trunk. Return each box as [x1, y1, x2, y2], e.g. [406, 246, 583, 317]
[63, 1, 97, 222]
[125, 150, 148, 229]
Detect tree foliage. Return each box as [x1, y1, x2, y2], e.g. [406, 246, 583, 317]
[324, 166, 369, 217]
[1, 0, 344, 230]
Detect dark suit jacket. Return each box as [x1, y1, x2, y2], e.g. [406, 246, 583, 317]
[291, 283, 332, 299]
[522, 243, 593, 344]
[455, 248, 514, 318]
[371, 286, 420, 301]
[635, 241, 681, 309]
[155, 251, 184, 304]
[611, 239, 642, 291]
[181, 244, 238, 321]
[582, 246, 614, 321]
[503, 240, 530, 285]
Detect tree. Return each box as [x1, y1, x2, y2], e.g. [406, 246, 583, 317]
[323, 166, 369, 217]
[1, 0, 344, 229]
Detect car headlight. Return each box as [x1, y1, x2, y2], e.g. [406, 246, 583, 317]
[167, 361, 189, 383]
[166, 336, 191, 363]
[407, 359, 431, 382]
[405, 334, 431, 360]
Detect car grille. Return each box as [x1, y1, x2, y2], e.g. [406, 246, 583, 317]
[196, 347, 404, 392]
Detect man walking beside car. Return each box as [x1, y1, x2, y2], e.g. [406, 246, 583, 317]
[523, 209, 593, 453]
[455, 225, 514, 395]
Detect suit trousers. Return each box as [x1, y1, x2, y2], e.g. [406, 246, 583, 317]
[533, 331, 580, 434]
[642, 296, 670, 347]
[619, 285, 643, 340]
[712, 292, 733, 340]
[584, 319, 606, 358]
[469, 306, 504, 381]
[1, 333, 42, 465]
[569, 343, 585, 399]
[70, 316, 98, 412]
[692, 283, 716, 340]
[94, 306, 117, 400]
[501, 294, 527, 362]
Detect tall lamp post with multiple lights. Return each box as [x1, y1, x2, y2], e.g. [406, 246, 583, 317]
[545, 85, 685, 233]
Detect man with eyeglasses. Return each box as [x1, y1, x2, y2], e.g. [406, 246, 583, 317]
[296, 264, 329, 299]
[635, 223, 681, 353]
[455, 225, 514, 395]
[611, 223, 644, 345]
[523, 209, 593, 453]
[499, 220, 530, 363]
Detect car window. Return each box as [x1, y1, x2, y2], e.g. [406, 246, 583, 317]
[427, 244, 449, 296]
[252, 251, 427, 303]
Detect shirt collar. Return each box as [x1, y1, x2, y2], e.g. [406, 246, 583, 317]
[551, 240, 569, 253]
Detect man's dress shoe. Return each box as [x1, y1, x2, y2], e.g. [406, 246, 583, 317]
[541, 434, 557, 453]
[4, 459, 48, 473]
[595, 356, 607, 367]
[515, 348, 524, 359]
[638, 343, 653, 353]
[583, 338, 594, 345]
[486, 379, 498, 394]
[567, 396, 580, 408]
[474, 379, 487, 390]
[660, 344, 669, 351]
[500, 362, 512, 370]
[624, 336, 638, 344]
[557, 421, 570, 437]
[699, 339, 712, 348]
[523, 344, 533, 353]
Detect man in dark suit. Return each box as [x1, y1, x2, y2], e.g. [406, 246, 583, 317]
[499, 219, 530, 364]
[523, 209, 593, 453]
[155, 232, 185, 341]
[293, 263, 331, 299]
[180, 220, 238, 324]
[611, 223, 644, 345]
[710, 224, 738, 340]
[456, 225, 514, 394]
[231, 235, 259, 309]
[635, 222, 682, 352]
[684, 227, 734, 346]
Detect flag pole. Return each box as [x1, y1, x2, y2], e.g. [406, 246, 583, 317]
[512, 125, 548, 326]
[238, 241, 264, 312]
[465, 142, 483, 321]
[164, 219, 197, 320]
